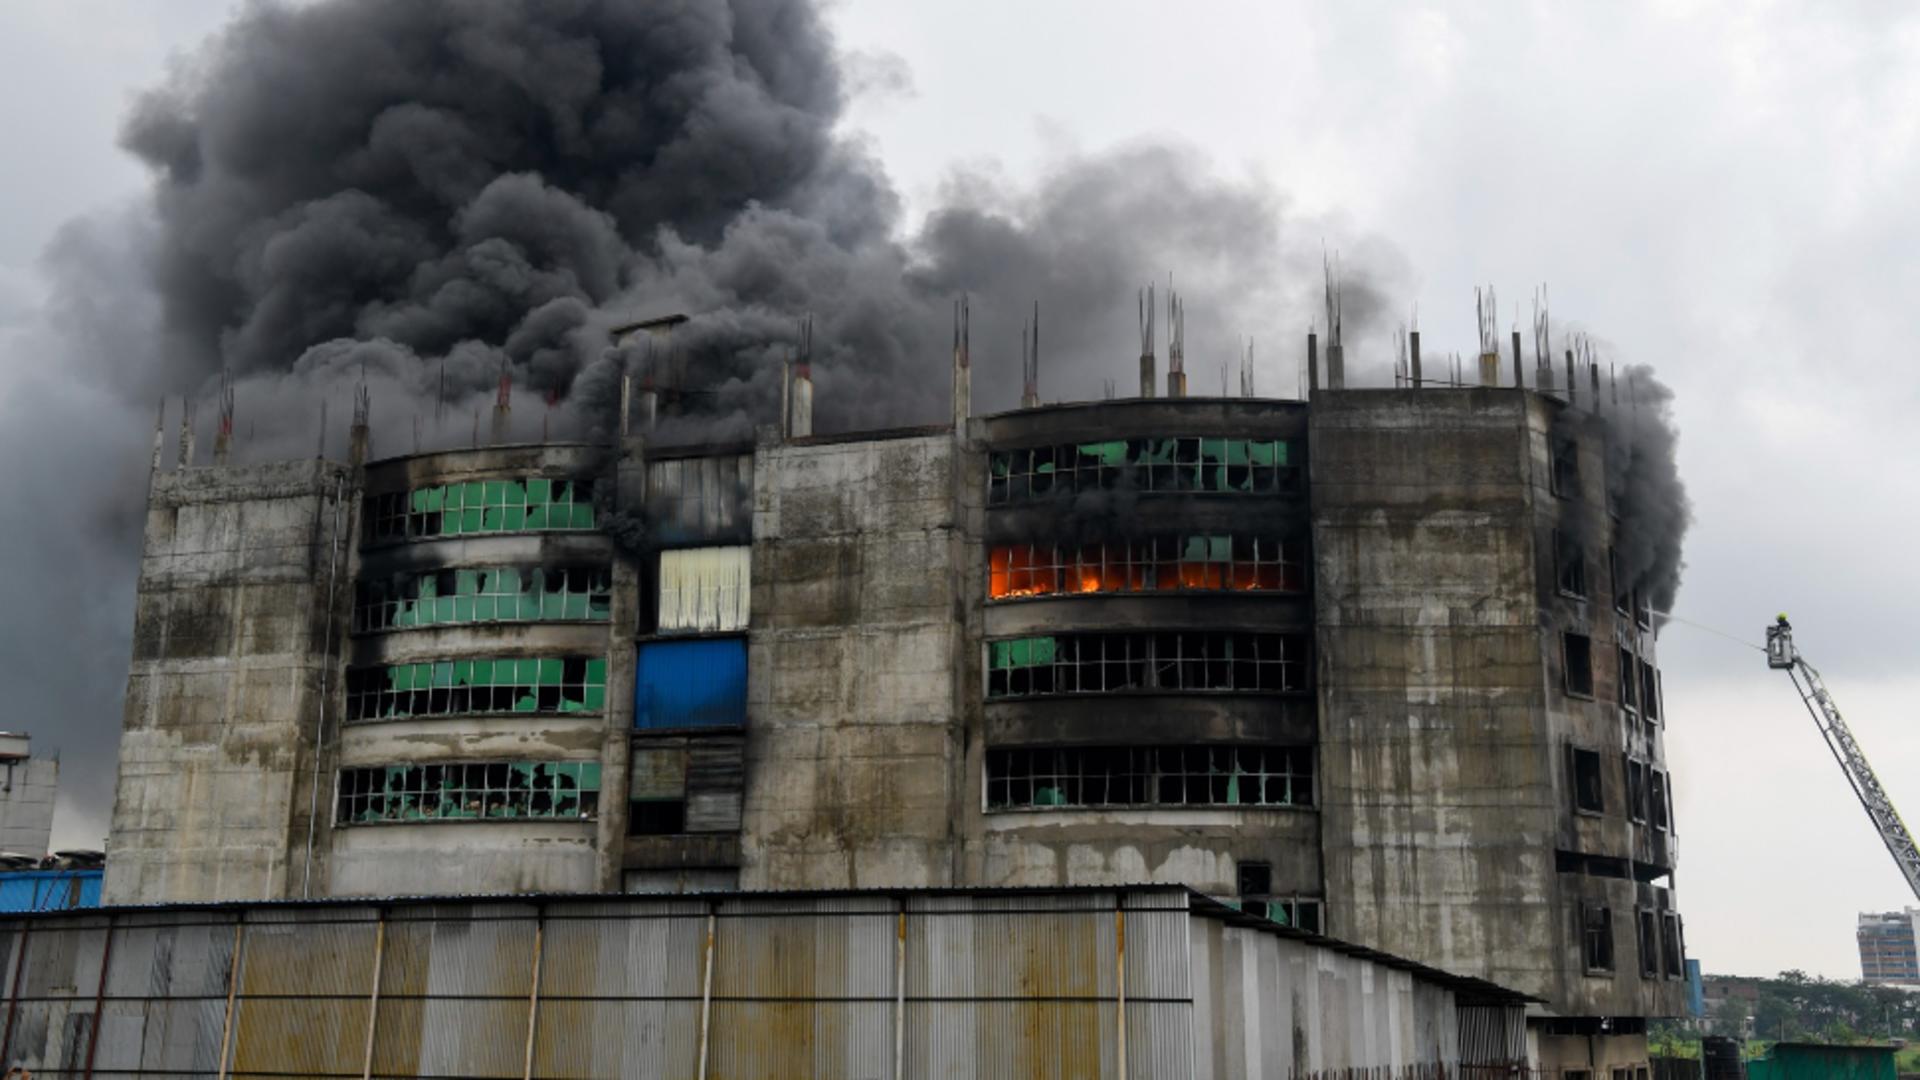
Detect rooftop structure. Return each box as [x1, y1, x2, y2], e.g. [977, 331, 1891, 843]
[104, 313, 1688, 1066]
[0, 733, 57, 860]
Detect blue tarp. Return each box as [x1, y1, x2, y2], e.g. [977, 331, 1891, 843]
[0, 870, 102, 912]
[635, 638, 748, 729]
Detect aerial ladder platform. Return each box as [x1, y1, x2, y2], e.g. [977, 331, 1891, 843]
[1766, 615, 1920, 901]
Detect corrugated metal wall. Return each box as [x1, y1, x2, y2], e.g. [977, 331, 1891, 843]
[647, 455, 752, 543]
[634, 638, 748, 729]
[657, 546, 751, 634]
[0, 889, 1483, 1079]
[0, 871, 102, 913]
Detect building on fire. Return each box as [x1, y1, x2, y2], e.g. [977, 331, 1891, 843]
[103, 313, 1687, 1067]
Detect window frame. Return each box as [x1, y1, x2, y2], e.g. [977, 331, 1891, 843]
[987, 534, 1308, 601]
[1551, 438, 1580, 499]
[985, 745, 1315, 811]
[987, 437, 1303, 505]
[986, 631, 1308, 699]
[346, 655, 608, 723]
[1569, 745, 1605, 816]
[1624, 757, 1647, 824]
[1554, 530, 1588, 599]
[1637, 907, 1660, 978]
[334, 760, 602, 826]
[1580, 901, 1615, 974]
[362, 477, 597, 545]
[1563, 632, 1595, 699]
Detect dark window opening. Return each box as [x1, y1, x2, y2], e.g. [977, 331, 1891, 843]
[1640, 661, 1661, 721]
[1619, 648, 1638, 711]
[1625, 758, 1647, 823]
[987, 631, 1307, 698]
[1650, 771, 1670, 831]
[336, 761, 601, 824]
[354, 565, 613, 633]
[1237, 860, 1272, 898]
[1611, 549, 1631, 615]
[1581, 903, 1614, 973]
[987, 745, 1313, 810]
[363, 477, 596, 544]
[347, 656, 607, 721]
[1555, 531, 1588, 598]
[1661, 912, 1684, 977]
[1569, 747, 1604, 814]
[628, 799, 687, 836]
[1635, 590, 1653, 630]
[1564, 633, 1594, 697]
[1552, 439, 1580, 497]
[1637, 909, 1659, 978]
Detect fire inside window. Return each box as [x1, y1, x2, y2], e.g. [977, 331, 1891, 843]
[989, 536, 1305, 599]
[987, 632, 1306, 697]
[346, 657, 607, 721]
[988, 438, 1300, 504]
[986, 746, 1313, 809]
[364, 477, 595, 543]
[335, 761, 601, 824]
[355, 565, 612, 632]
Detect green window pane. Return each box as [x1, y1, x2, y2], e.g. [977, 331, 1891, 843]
[525, 506, 548, 529]
[517, 658, 540, 683]
[527, 478, 552, 502]
[1077, 440, 1128, 466]
[541, 593, 565, 619]
[417, 576, 439, 600]
[1208, 536, 1231, 561]
[471, 659, 494, 684]
[503, 505, 526, 530]
[538, 658, 563, 685]
[451, 660, 472, 684]
[443, 484, 464, 510]
[387, 666, 409, 692]
[581, 686, 606, 709]
[478, 506, 501, 531]
[515, 694, 538, 712]
[1273, 441, 1290, 466]
[498, 567, 522, 592]
[562, 593, 588, 619]
[455, 570, 479, 595]
[412, 663, 432, 690]
[433, 662, 454, 688]
[452, 596, 474, 622]
[991, 641, 1012, 669]
[461, 508, 484, 532]
[483, 481, 505, 506]
[585, 658, 607, 684]
[1248, 441, 1278, 466]
[474, 596, 496, 621]
[579, 763, 601, 791]
[1224, 440, 1251, 466]
[1182, 536, 1208, 561]
[1200, 438, 1227, 462]
[990, 454, 1010, 478]
[464, 482, 485, 506]
[503, 480, 527, 506]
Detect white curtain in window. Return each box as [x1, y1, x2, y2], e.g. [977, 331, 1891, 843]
[657, 546, 751, 632]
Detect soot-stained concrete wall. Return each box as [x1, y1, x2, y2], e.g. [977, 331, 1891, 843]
[1311, 387, 1685, 1023]
[740, 430, 965, 888]
[108, 460, 355, 904]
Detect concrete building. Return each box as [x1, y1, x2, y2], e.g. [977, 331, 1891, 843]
[1857, 909, 1920, 985]
[0, 733, 57, 859]
[104, 327, 1687, 1063]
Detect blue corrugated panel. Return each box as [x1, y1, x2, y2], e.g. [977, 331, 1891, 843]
[0, 870, 103, 912]
[635, 638, 747, 729]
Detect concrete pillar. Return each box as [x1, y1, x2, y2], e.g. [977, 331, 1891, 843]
[1327, 344, 1345, 390]
[1409, 332, 1422, 387]
[1306, 333, 1320, 395]
[1477, 352, 1500, 387]
[791, 367, 813, 438]
[1139, 353, 1156, 398]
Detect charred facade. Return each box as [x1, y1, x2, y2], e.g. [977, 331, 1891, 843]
[106, 353, 1686, 1061]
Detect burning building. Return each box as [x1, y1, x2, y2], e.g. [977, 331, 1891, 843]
[104, 314, 1687, 1067]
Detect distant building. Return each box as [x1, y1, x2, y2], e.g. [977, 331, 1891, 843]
[1858, 908, 1920, 986]
[0, 732, 57, 858]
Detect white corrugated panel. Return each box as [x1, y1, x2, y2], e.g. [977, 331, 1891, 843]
[657, 545, 750, 633]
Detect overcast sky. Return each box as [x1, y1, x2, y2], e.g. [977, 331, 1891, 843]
[3, 0, 1917, 981]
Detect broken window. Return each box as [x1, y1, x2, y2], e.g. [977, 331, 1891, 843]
[987, 438, 1302, 503]
[1563, 632, 1594, 697]
[1640, 660, 1660, 721]
[1637, 908, 1659, 978]
[1619, 648, 1638, 711]
[1555, 531, 1588, 598]
[987, 535, 1306, 599]
[986, 745, 1313, 810]
[628, 746, 688, 836]
[1611, 549, 1631, 615]
[346, 656, 607, 721]
[1551, 438, 1579, 498]
[364, 477, 595, 543]
[987, 632, 1307, 697]
[335, 760, 601, 824]
[1581, 902, 1614, 973]
[1237, 861, 1272, 916]
[657, 546, 751, 634]
[1650, 771, 1670, 831]
[1569, 746, 1604, 814]
[355, 565, 612, 632]
[1624, 758, 1647, 823]
[1635, 589, 1653, 630]
[1661, 912, 1684, 977]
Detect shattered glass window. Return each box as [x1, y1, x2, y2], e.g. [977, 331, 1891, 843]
[986, 631, 1306, 698]
[988, 535, 1305, 599]
[986, 745, 1313, 809]
[355, 565, 612, 632]
[346, 656, 607, 720]
[335, 760, 601, 824]
[363, 476, 596, 543]
[987, 438, 1301, 503]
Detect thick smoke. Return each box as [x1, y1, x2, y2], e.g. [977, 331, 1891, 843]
[0, 0, 1684, 846]
[1606, 364, 1691, 613]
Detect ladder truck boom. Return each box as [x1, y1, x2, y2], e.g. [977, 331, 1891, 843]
[1766, 615, 1920, 902]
